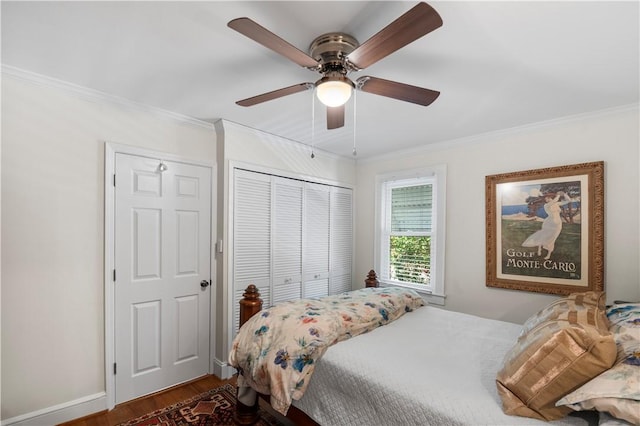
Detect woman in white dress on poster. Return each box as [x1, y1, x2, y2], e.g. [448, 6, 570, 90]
[522, 191, 572, 260]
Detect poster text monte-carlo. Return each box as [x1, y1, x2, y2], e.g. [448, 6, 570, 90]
[485, 162, 604, 295]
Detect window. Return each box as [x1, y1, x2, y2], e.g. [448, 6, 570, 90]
[375, 165, 446, 305]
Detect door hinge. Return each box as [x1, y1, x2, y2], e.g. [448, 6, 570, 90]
[113, 363, 117, 375]
[113, 269, 116, 282]
[113, 174, 116, 187]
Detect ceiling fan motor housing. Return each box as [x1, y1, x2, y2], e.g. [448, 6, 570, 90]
[309, 33, 359, 74]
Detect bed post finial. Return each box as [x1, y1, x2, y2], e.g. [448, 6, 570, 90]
[239, 284, 262, 327]
[365, 270, 379, 288]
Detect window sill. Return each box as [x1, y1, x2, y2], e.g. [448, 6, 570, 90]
[378, 281, 446, 306]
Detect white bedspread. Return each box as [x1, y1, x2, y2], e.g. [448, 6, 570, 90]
[292, 305, 591, 426]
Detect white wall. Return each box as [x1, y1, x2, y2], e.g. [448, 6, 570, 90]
[355, 105, 640, 324]
[2, 70, 637, 422]
[212, 120, 356, 376]
[220, 120, 356, 185]
[1, 74, 216, 422]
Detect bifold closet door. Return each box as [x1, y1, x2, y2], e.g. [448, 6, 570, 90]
[231, 169, 353, 334]
[272, 177, 303, 304]
[232, 169, 271, 333]
[303, 183, 331, 298]
[330, 187, 353, 294]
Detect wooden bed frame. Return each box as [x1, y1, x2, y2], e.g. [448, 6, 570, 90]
[233, 270, 380, 425]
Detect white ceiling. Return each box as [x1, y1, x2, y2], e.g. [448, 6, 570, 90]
[2, 1, 638, 159]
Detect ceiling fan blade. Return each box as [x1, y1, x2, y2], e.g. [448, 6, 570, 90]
[347, 2, 443, 70]
[236, 83, 313, 107]
[327, 105, 345, 129]
[228, 17, 320, 69]
[356, 76, 440, 106]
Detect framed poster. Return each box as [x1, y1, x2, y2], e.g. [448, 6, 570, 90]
[485, 161, 604, 295]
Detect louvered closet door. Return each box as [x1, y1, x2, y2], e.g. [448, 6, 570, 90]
[272, 177, 303, 304]
[303, 183, 331, 298]
[330, 187, 353, 294]
[233, 170, 271, 333]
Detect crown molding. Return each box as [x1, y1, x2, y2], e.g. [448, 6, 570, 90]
[1, 65, 214, 130]
[358, 103, 640, 164]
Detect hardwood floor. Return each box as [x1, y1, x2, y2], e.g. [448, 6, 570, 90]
[59, 375, 234, 426]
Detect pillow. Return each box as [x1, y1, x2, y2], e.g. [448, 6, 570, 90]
[496, 291, 617, 421]
[557, 303, 640, 425]
[606, 303, 640, 363]
[599, 411, 638, 426]
[556, 358, 640, 425]
[519, 291, 606, 337]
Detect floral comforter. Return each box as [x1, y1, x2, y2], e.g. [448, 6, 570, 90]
[228, 287, 425, 414]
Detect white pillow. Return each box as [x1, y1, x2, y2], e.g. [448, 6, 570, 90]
[557, 302, 640, 425]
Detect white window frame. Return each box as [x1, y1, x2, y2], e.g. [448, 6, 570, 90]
[374, 165, 446, 305]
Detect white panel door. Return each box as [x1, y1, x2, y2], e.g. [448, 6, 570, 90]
[115, 153, 211, 403]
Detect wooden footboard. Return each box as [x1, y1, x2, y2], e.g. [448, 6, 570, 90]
[233, 271, 380, 425]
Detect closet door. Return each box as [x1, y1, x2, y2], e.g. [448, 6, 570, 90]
[232, 170, 271, 333]
[303, 183, 331, 298]
[231, 168, 353, 338]
[330, 187, 353, 294]
[272, 177, 303, 304]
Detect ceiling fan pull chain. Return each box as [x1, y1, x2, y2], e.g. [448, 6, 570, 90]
[311, 87, 316, 159]
[352, 90, 357, 157]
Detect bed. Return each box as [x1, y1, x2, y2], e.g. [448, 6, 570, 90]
[229, 273, 639, 426]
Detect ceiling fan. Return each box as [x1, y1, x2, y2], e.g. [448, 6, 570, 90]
[228, 2, 443, 130]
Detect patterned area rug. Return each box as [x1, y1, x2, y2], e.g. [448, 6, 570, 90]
[117, 383, 284, 426]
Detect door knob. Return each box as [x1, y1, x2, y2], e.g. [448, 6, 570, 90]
[200, 280, 210, 288]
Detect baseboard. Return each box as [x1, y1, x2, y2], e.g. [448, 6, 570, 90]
[212, 357, 236, 380]
[1, 392, 107, 426]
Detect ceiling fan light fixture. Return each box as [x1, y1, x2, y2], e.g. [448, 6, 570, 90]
[315, 76, 354, 107]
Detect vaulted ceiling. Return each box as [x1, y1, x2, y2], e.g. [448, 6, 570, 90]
[2, 1, 638, 159]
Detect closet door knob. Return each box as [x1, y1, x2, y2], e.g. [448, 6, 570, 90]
[200, 280, 210, 288]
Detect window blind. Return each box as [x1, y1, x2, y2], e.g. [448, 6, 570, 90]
[390, 184, 432, 233]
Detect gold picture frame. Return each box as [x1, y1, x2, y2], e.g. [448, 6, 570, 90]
[486, 161, 604, 295]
